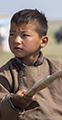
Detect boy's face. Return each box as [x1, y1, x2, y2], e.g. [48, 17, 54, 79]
[9, 22, 46, 59]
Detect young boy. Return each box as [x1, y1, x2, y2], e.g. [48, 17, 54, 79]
[0, 9, 62, 120]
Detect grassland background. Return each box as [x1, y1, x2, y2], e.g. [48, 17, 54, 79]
[0, 20, 62, 67]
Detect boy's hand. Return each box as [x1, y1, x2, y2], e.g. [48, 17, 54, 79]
[10, 89, 35, 109]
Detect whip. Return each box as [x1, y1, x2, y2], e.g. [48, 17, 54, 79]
[24, 71, 62, 97]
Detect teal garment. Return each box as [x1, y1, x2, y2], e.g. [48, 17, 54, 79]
[0, 52, 62, 120]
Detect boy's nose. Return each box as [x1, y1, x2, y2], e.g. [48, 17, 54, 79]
[14, 36, 22, 44]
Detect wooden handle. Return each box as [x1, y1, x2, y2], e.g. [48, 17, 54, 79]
[24, 71, 62, 97]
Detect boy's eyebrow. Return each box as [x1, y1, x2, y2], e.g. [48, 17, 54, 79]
[10, 30, 16, 32]
[10, 30, 30, 33]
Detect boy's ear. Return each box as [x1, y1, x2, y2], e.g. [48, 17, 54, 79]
[40, 36, 48, 48]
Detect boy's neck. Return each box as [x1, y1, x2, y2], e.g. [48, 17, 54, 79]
[15, 51, 43, 67]
[20, 54, 39, 66]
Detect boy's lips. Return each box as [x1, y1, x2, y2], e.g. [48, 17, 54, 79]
[14, 47, 22, 50]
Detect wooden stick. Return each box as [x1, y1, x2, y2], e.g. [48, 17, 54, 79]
[24, 71, 62, 97]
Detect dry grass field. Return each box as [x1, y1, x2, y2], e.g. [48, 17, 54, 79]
[0, 20, 62, 67]
[42, 20, 62, 61]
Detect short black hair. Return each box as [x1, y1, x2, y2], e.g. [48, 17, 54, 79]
[11, 9, 48, 37]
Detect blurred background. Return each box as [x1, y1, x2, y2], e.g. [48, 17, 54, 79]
[0, 0, 62, 67]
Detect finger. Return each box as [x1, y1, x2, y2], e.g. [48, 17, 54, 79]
[23, 95, 35, 101]
[16, 89, 27, 96]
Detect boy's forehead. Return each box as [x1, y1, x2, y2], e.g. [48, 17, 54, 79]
[10, 22, 17, 30]
[10, 22, 36, 32]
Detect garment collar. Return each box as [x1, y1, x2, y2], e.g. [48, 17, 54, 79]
[34, 52, 43, 66]
[15, 51, 43, 65]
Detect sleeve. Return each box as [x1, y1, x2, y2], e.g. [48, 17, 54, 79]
[0, 77, 24, 120]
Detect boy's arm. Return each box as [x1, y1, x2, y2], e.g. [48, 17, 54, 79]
[0, 83, 34, 120]
[10, 89, 34, 110]
[0, 84, 20, 120]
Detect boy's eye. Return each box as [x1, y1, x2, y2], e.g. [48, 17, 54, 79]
[23, 34, 29, 37]
[10, 33, 15, 36]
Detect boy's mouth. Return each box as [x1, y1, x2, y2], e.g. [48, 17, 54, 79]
[14, 47, 22, 50]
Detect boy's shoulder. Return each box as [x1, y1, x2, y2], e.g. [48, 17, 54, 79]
[43, 57, 62, 72]
[0, 58, 15, 72]
[44, 56, 62, 64]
